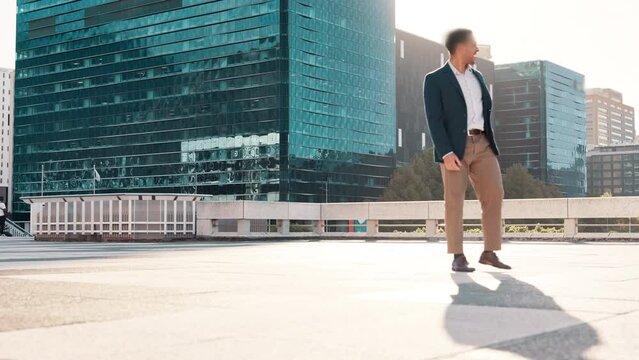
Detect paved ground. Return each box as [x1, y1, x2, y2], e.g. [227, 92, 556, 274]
[0, 238, 638, 360]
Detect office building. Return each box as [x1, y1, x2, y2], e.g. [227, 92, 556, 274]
[586, 88, 635, 147]
[477, 45, 492, 60]
[13, 0, 396, 220]
[395, 30, 495, 166]
[494, 60, 586, 197]
[587, 144, 639, 196]
[0, 68, 13, 208]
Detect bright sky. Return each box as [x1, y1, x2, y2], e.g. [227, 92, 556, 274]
[0, 0, 637, 132]
[397, 0, 639, 133]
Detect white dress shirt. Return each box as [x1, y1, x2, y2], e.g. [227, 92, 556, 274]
[442, 61, 485, 159]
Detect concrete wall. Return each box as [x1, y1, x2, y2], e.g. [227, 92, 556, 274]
[196, 198, 639, 240]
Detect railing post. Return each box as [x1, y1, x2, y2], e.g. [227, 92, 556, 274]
[238, 219, 251, 235]
[278, 219, 290, 235]
[196, 219, 215, 237]
[564, 218, 577, 237]
[425, 219, 438, 236]
[313, 220, 324, 235]
[366, 219, 378, 235]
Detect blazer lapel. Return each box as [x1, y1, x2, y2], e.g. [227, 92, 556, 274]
[471, 69, 492, 109]
[443, 64, 465, 102]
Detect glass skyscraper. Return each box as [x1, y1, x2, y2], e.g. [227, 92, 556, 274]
[494, 60, 586, 197]
[13, 0, 396, 220]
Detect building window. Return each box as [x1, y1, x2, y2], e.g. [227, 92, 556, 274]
[400, 40, 405, 59]
[421, 132, 426, 149]
[398, 128, 403, 147]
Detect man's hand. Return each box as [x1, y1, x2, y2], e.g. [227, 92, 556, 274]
[443, 153, 463, 171]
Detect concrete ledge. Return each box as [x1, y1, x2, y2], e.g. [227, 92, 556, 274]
[369, 201, 428, 220]
[288, 202, 321, 220]
[427, 201, 446, 219]
[196, 201, 244, 219]
[321, 202, 369, 221]
[568, 197, 639, 218]
[243, 201, 288, 220]
[187, 233, 639, 243]
[503, 198, 568, 219]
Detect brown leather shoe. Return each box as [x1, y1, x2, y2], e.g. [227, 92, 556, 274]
[452, 255, 476, 272]
[479, 251, 512, 270]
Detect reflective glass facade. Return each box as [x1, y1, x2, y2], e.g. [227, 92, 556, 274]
[13, 0, 396, 220]
[494, 60, 586, 197]
[286, 1, 396, 200]
[587, 144, 639, 196]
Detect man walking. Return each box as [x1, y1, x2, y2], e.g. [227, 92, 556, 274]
[423, 29, 511, 272]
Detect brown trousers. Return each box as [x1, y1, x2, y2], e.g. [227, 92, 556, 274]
[439, 133, 504, 254]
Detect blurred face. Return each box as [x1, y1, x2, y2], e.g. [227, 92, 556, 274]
[454, 33, 479, 65]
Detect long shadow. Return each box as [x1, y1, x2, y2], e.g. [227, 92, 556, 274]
[445, 273, 599, 360]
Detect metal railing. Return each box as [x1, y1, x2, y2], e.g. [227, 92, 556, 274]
[22, 194, 203, 241]
[4, 218, 33, 238]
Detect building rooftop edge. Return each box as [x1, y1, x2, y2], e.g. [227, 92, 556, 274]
[21, 193, 209, 203]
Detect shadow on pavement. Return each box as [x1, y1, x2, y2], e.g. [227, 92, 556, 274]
[445, 273, 599, 360]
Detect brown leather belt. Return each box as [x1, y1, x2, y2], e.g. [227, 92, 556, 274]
[468, 129, 484, 135]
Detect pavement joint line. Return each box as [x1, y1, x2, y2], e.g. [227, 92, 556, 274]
[167, 335, 232, 348]
[609, 309, 639, 317]
[581, 296, 639, 303]
[610, 277, 639, 282]
[0, 290, 223, 304]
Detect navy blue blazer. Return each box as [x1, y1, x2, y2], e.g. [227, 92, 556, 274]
[423, 63, 500, 163]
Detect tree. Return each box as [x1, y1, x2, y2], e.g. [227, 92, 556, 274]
[501, 164, 561, 199]
[380, 148, 476, 201]
[381, 151, 561, 201]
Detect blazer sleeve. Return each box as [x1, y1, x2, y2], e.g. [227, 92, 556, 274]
[423, 74, 453, 157]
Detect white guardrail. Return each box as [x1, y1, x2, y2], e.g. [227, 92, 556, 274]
[196, 197, 639, 240]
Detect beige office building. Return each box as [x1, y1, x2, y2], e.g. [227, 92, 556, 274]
[586, 88, 635, 147]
